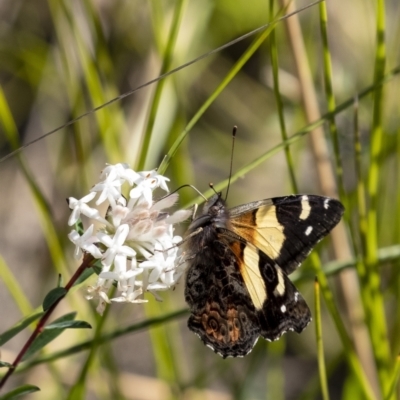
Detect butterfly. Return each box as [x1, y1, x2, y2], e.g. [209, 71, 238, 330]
[183, 193, 344, 358]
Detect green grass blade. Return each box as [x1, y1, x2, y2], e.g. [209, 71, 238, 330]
[318, 1, 345, 201]
[183, 65, 400, 207]
[364, 0, 391, 394]
[269, 0, 298, 193]
[384, 355, 400, 400]
[314, 278, 330, 400]
[0, 86, 67, 275]
[309, 253, 376, 400]
[0, 255, 33, 317]
[158, 4, 288, 175]
[138, 0, 187, 171]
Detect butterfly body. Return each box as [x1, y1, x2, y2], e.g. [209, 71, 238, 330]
[184, 193, 344, 358]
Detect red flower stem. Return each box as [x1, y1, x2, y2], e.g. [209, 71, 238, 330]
[0, 254, 94, 390]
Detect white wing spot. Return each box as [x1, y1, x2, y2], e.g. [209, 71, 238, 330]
[299, 195, 311, 220]
[294, 292, 299, 302]
[280, 305, 287, 313]
[305, 226, 313, 236]
[324, 198, 330, 209]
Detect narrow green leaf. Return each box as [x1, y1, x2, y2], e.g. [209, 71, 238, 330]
[75, 219, 84, 235]
[19, 309, 188, 371]
[0, 361, 12, 368]
[73, 265, 97, 287]
[21, 312, 76, 361]
[0, 312, 44, 346]
[44, 320, 91, 330]
[0, 385, 40, 400]
[44, 311, 76, 326]
[42, 287, 67, 311]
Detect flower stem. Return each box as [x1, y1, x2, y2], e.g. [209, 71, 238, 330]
[0, 254, 95, 390]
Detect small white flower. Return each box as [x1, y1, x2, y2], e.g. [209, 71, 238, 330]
[141, 239, 181, 291]
[68, 225, 102, 259]
[86, 279, 112, 315]
[129, 170, 170, 205]
[100, 163, 140, 186]
[100, 267, 141, 292]
[97, 224, 136, 268]
[69, 163, 190, 314]
[112, 288, 147, 303]
[68, 192, 99, 226]
[91, 173, 124, 207]
[108, 204, 130, 228]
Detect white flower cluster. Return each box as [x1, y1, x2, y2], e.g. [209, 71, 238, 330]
[67, 164, 191, 315]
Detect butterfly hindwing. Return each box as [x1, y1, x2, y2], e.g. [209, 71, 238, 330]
[229, 241, 311, 341]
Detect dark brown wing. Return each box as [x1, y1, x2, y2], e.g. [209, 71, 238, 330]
[184, 240, 260, 358]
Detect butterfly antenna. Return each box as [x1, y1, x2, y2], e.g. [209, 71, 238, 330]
[209, 182, 217, 195]
[165, 184, 208, 202]
[224, 125, 237, 201]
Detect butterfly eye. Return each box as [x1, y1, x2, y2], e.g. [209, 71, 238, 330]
[209, 205, 218, 214]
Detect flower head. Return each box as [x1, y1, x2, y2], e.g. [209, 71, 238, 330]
[67, 164, 191, 313]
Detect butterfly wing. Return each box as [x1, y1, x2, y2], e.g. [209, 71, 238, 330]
[185, 240, 260, 358]
[184, 194, 343, 356]
[228, 195, 344, 274]
[228, 240, 311, 341]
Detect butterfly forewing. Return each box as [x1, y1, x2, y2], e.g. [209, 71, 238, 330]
[229, 195, 344, 274]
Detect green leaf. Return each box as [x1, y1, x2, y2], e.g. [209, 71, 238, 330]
[75, 219, 84, 235]
[49, 312, 77, 325]
[0, 361, 12, 368]
[44, 320, 91, 330]
[0, 312, 44, 346]
[0, 385, 40, 399]
[92, 260, 102, 275]
[73, 266, 95, 286]
[42, 287, 67, 311]
[21, 312, 76, 361]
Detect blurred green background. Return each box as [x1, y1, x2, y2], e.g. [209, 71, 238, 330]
[0, 0, 400, 399]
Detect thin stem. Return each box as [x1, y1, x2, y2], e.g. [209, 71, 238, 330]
[314, 278, 330, 400]
[0, 254, 94, 390]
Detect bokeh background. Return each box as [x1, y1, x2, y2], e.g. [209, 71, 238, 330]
[0, 0, 400, 399]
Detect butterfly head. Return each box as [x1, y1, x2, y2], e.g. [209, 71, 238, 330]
[202, 193, 225, 214]
[186, 193, 230, 234]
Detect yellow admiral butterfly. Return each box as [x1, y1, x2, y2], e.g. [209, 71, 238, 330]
[184, 193, 344, 357]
